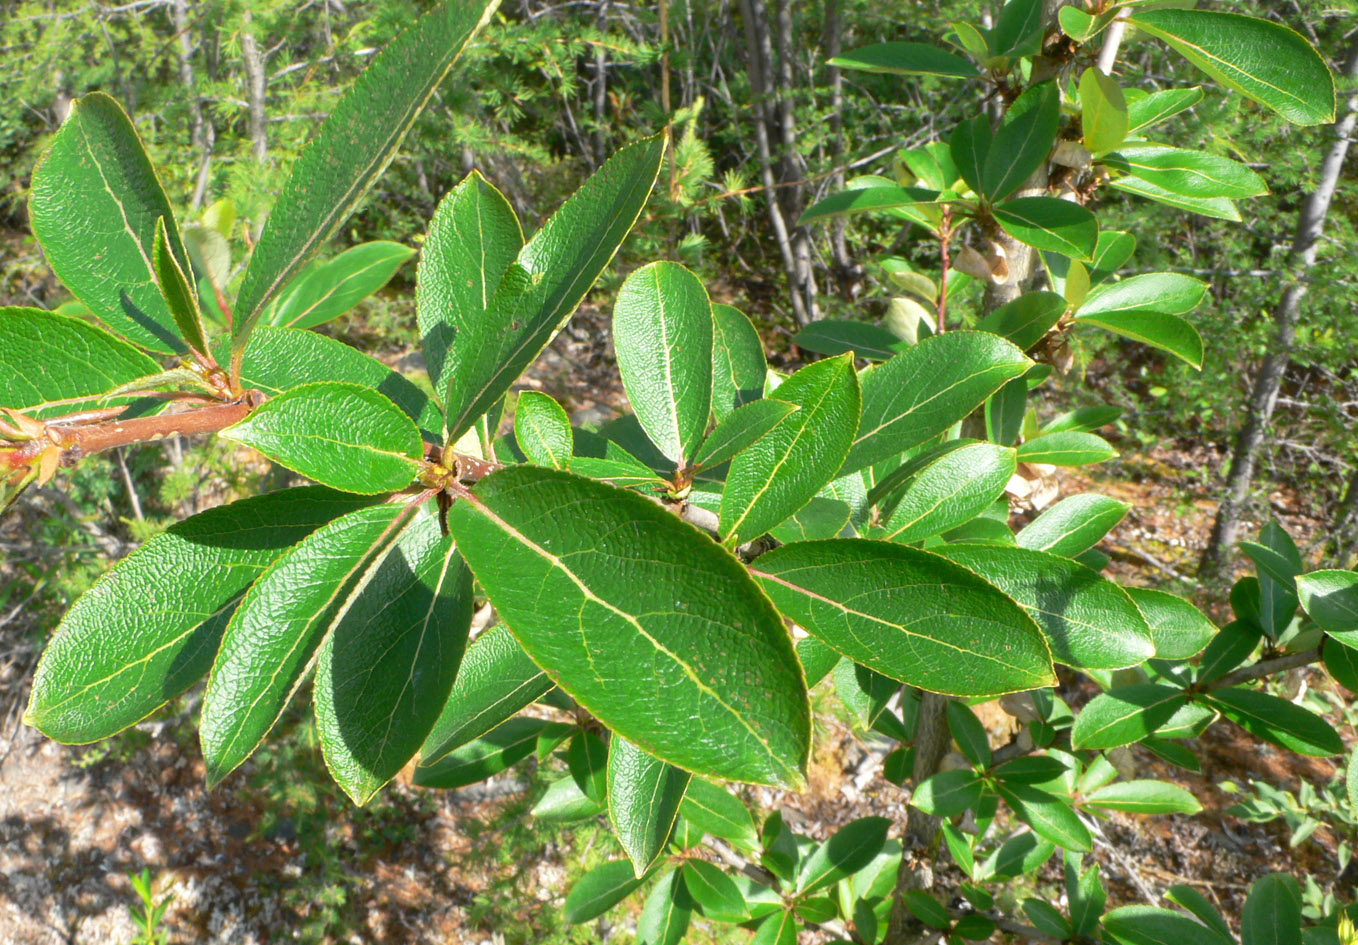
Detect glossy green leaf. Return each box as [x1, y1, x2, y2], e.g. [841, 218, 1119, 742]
[751, 909, 797, 945]
[271, 241, 416, 331]
[753, 539, 1055, 697]
[1042, 406, 1122, 436]
[440, 134, 665, 443]
[152, 216, 208, 354]
[233, 0, 499, 344]
[638, 869, 692, 945]
[613, 261, 714, 464]
[1016, 494, 1128, 557]
[1023, 899, 1073, 939]
[829, 41, 978, 77]
[448, 466, 810, 787]
[913, 769, 984, 817]
[564, 859, 650, 924]
[797, 816, 891, 893]
[1113, 146, 1267, 199]
[419, 624, 551, 765]
[719, 354, 860, 547]
[25, 488, 371, 742]
[679, 779, 758, 849]
[1109, 175, 1242, 221]
[1242, 873, 1303, 945]
[1197, 621, 1261, 682]
[993, 197, 1098, 260]
[711, 303, 766, 421]
[534, 772, 604, 822]
[948, 700, 992, 767]
[1297, 570, 1358, 641]
[1205, 688, 1343, 757]
[568, 729, 609, 804]
[1127, 588, 1216, 660]
[1017, 431, 1118, 467]
[515, 391, 573, 470]
[29, 92, 191, 353]
[883, 443, 1016, 543]
[944, 544, 1155, 669]
[986, 376, 1027, 447]
[608, 736, 691, 875]
[682, 860, 747, 922]
[1166, 886, 1232, 940]
[1084, 780, 1201, 815]
[992, 0, 1042, 57]
[1129, 9, 1335, 125]
[985, 82, 1058, 201]
[314, 513, 473, 803]
[845, 331, 1031, 475]
[1077, 310, 1205, 369]
[200, 504, 410, 785]
[1081, 68, 1128, 154]
[996, 783, 1091, 852]
[769, 496, 852, 544]
[694, 399, 797, 470]
[1126, 87, 1205, 134]
[1324, 639, 1358, 691]
[975, 292, 1066, 351]
[950, 116, 992, 197]
[412, 716, 549, 788]
[1103, 906, 1232, 945]
[0, 307, 160, 419]
[223, 382, 423, 494]
[1081, 274, 1208, 319]
[793, 319, 906, 361]
[798, 184, 942, 226]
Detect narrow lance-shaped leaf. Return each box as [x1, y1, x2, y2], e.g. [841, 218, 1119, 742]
[441, 134, 666, 444]
[564, 860, 651, 925]
[447, 466, 811, 788]
[233, 0, 501, 346]
[25, 488, 373, 743]
[694, 399, 798, 471]
[608, 736, 692, 875]
[152, 216, 209, 355]
[29, 92, 192, 353]
[828, 42, 978, 78]
[882, 442, 1017, 543]
[271, 241, 418, 331]
[413, 715, 551, 789]
[1205, 688, 1343, 757]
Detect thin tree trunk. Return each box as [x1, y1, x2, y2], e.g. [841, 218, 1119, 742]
[173, 0, 212, 209]
[1200, 38, 1358, 579]
[1327, 466, 1358, 570]
[823, 0, 857, 298]
[240, 10, 268, 164]
[771, 0, 818, 323]
[592, 0, 610, 167]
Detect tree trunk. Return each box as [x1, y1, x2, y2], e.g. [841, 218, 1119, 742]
[1327, 466, 1358, 570]
[823, 0, 858, 299]
[240, 10, 268, 164]
[173, 0, 212, 209]
[1200, 38, 1358, 580]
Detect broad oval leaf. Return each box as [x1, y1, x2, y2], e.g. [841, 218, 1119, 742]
[797, 816, 891, 893]
[271, 241, 417, 331]
[25, 488, 372, 742]
[682, 860, 748, 922]
[1241, 873, 1303, 945]
[1126, 587, 1217, 660]
[829, 41, 977, 78]
[447, 466, 811, 788]
[608, 736, 692, 875]
[613, 261, 714, 464]
[315, 511, 474, 803]
[1015, 493, 1128, 557]
[1297, 570, 1358, 640]
[1205, 687, 1343, 757]
[1071, 685, 1215, 750]
[1077, 310, 1205, 369]
[222, 381, 424, 494]
[984, 82, 1059, 202]
[1079, 273, 1208, 318]
[996, 783, 1092, 852]
[1129, 9, 1335, 126]
[719, 354, 861, 547]
[514, 391, 573, 470]
[694, 399, 798, 471]
[845, 331, 1031, 475]
[233, 0, 500, 343]
[883, 443, 1017, 543]
[564, 859, 650, 924]
[1112, 146, 1267, 199]
[975, 292, 1067, 351]
[29, 92, 191, 354]
[679, 779, 759, 849]
[943, 544, 1154, 669]
[711, 303, 767, 421]
[1084, 780, 1201, 815]
[1103, 906, 1232, 945]
[753, 539, 1055, 697]
[993, 197, 1098, 260]
[912, 769, 984, 817]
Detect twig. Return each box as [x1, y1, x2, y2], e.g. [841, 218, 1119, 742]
[1204, 647, 1321, 691]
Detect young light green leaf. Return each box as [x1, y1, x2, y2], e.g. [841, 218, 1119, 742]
[1297, 570, 1358, 640]
[29, 92, 192, 353]
[719, 354, 861, 547]
[1126, 588, 1217, 660]
[448, 466, 810, 788]
[25, 488, 372, 743]
[1081, 68, 1128, 154]
[613, 261, 714, 464]
[233, 0, 501, 345]
[1241, 874, 1303, 945]
[1205, 688, 1343, 757]
[753, 539, 1055, 697]
[1077, 310, 1205, 369]
[943, 544, 1154, 669]
[993, 197, 1098, 260]
[441, 134, 665, 444]
[271, 241, 417, 331]
[828, 41, 978, 78]
[608, 736, 691, 876]
[694, 399, 797, 471]
[564, 859, 651, 924]
[996, 783, 1092, 852]
[680, 779, 759, 849]
[413, 716, 551, 788]
[1129, 9, 1335, 125]
[315, 513, 474, 804]
[793, 320, 907, 361]
[844, 331, 1031, 475]
[711, 303, 767, 421]
[984, 82, 1059, 202]
[514, 391, 573, 470]
[1083, 780, 1201, 815]
[1113, 146, 1268, 199]
[882, 442, 1017, 543]
[1016, 493, 1128, 556]
[222, 382, 424, 494]
[200, 504, 409, 785]
[152, 216, 208, 354]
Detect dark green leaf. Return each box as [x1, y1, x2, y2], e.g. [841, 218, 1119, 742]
[682, 861, 747, 922]
[637, 869, 692, 945]
[1072, 684, 1209, 750]
[751, 909, 797, 945]
[515, 391, 573, 470]
[1241, 873, 1303, 945]
[608, 736, 691, 875]
[1023, 899, 1073, 939]
[711, 303, 767, 421]
[947, 700, 992, 768]
[793, 319, 907, 361]
[412, 716, 548, 788]
[975, 292, 1067, 351]
[679, 779, 758, 850]
[1324, 639, 1358, 691]
[797, 816, 891, 893]
[985, 82, 1058, 201]
[533, 773, 605, 822]
[1127, 587, 1216, 660]
[1166, 885, 1232, 939]
[950, 116, 992, 197]
[1042, 405, 1122, 435]
[564, 859, 649, 924]
[1016, 493, 1127, 556]
[993, 197, 1098, 260]
[996, 783, 1091, 852]
[1196, 620, 1260, 681]
[568, 729, 609, 804]
[1206, 688, 1342, 757]
[152, 217, 208, 354]
[798, 185, 942, 226]
[992, 0, 1043, 57]
[882, 443, 1016, 543]
[1297, 570, 1358, 641]
[1103, 906, 1232, 945]
[828, 42, 978, 77]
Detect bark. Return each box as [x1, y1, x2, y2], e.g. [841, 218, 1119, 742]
[1328, 467, 1358, 570]
[592, 0, 610, 167]
[240, 10, 268, 164]
[823, 0, 859, 299]
[1200, 38, 1358, 579]
[173, 0, 213, 209]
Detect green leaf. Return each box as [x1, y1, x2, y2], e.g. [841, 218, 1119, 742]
[711, 303, 767, 421]
[682, 861, 748, 922]
[1297, 570, 1358, 640]
[1085, 780, 1201, 815]
[975, 292, 1067, 351]
[515, 391, 573, 470]
[412, 716, 549, 788]
[1042, 406, 1122, 436]
[232, 0, 499, 344]
[0, 307, 160, 419]
[828, 41, 978, 78]
[1241, 873, 1303, 945]
[845, 331, 1031, 475]
[200, 504, 409, 785]
[680, 779, 758, 849]
[1023, 899, 1073, 939]
[419, 624, 551, 765]
[448, 466, 810, 788]
[25, 488, 371, 742]
[996, 783, 1091, 852]
[314, 512, 473, 804]
[608, 736, 692, 875]
[1197, 621, 1261, 682]
[1205, 688, 1343, 757]
[719, 354, 861, 547]
[948, 700, 992, 768]
[943, 544, 1155, 669]
[637, 869, 692, 945]
[1017, 432, 1118, 467]
[797, 816, 891, 893]
[1112, 146, 1267, 199]
[1166, 885, 1233, 940]
[1016, 493, 1127, 557]
[769, 496, 852, 544]
[1324, 639, 1358, 691]
[613, 261, 714, 464]
[271, 241, 417, 331]
[753, 539, 1055, 697]
[1127, 588, 1217, 660]
[798, 184, 942, 226]
[1081, 68, 1128, 154]
[913, 769, 984, 817]
[29, 92, 191, 354]
[882, 443, 1017, 542]
[994, 757, 1071, 785]
[440, 134, 665, 444]
[222, 382, 423, 494]
[1103, 906, 1232, 945]
[564, 859, 649, 924]
[1129, 9, 1335, 125]
[793, 319, 907, 361]
[1077, 310, 1205, 369]
[694, 399, 798, 471]
[1081, 273, 1207, 318]
[534, 772, 604, 822]
[985, 82, 1059, 202]
[1071, 685, 1214, 750]
[992, 0, 1042, 57]
[1126, 87, 1205, 135]
[568, 729, 609, 804]
[751, 909, 797, 945]
[950, 116, 992, 197]
[152, 216, 208, 354]
[993, 197, 1098, 260]
[1108, 176, 1242, 221]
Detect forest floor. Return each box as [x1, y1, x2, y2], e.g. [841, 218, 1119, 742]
[0, 307, 1345, 944]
